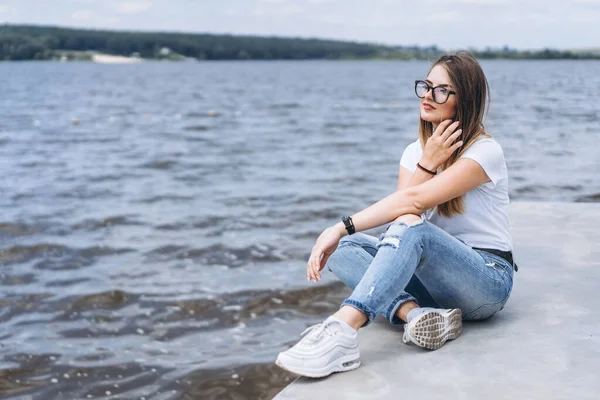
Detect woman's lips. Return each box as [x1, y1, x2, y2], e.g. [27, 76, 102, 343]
[423, 103, 435, 111]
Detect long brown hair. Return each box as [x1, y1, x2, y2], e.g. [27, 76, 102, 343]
[418, 51, 491, 218]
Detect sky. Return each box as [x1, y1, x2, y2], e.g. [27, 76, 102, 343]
[1, 0, 599, 50]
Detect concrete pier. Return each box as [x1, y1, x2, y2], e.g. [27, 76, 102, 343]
[274, 201, 600, 400]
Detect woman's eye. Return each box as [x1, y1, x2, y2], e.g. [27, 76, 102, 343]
[435, 87, 448, 95]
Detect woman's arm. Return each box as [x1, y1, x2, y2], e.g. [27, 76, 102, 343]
[307, 157, 491, 282]
[397, 120, 462, 191]
[337, 157, 491, 236]
[396, 164, 436, 191]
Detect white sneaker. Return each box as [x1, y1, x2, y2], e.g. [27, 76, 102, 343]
[275, 316, 361, 378]
[402, 308, 462, 350]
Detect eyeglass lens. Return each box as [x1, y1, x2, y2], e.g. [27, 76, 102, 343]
[416, 81, 450, 104]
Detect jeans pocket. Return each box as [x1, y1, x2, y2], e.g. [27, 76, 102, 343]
[478, 251, 513, 282]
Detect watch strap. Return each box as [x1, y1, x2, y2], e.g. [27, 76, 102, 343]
[342, 216, 355, 235]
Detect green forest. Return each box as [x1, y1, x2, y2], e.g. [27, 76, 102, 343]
[1, 24, 598, 61]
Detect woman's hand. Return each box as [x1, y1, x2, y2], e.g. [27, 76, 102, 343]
[307, 225, 343, 282]
[420, 119, 464, 171]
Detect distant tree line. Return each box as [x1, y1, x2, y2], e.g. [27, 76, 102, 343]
[470, 45, 599, 60]
[0, 24, 598, 61]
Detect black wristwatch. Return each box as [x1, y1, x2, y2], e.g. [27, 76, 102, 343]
[342, 216, 355, 235]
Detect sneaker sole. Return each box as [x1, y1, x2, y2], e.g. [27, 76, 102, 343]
[408, 308, 462, 350]
[275, 352, 361, 378]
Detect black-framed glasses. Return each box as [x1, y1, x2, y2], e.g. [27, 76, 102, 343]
[415, 80, 456, 104]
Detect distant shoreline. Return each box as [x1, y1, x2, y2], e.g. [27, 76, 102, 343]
[1, 23, 599, 62]
[4, 56, 600, 63]
[5, 58, 600, 64]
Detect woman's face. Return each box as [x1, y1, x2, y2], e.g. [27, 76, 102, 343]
[419, 64, 458, 124]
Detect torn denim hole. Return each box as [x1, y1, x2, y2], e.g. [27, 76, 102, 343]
[377, 220, 422, 249]
[368, 285, 375, 297]
[377, 234, 401, 249]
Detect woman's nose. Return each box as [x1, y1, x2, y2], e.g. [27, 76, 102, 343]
[424, 87, 434, 101]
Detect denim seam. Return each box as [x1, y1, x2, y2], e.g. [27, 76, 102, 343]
[341, 299, 376, 326]
[337, 240, 378, 255]
[427, 235, 506, 283]
[382, 221, 510, 317]
[347, 223, 421, 326]
[341, 242, 378, 265]
[410, 230, 509, 308]
[463, 296, 508, 320]
[370, 233, 423, 321]
[462, 269, 513, 320]
[476, 251, 515, 289]
[493, 258, 514, 300]
[385, 293, 415, 325]
[478, 252, 514, 278]
[476, 251, 513, 270]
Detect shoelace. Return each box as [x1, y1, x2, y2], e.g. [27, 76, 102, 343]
[300, 322, 336, 341]
[402, 327, 410, 344]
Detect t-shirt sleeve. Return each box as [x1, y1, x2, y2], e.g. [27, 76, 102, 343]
[459, 139, 506, 187]
[399, 140, 421, 173]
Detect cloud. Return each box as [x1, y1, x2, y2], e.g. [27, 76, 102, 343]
[0, 0, 596, 49]
[106, 17, 121, 25]
[450, 0, 509, 4]
[71, 10, 93, 21]
[0, 5, 16, 14]
[425, 11, 460, 22]
[113, 2, 153, 14]
[253, 2, 303, 17]
[313, 12, 399, 29]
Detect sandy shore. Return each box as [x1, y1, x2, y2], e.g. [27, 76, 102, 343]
[91, 54, 143, 64]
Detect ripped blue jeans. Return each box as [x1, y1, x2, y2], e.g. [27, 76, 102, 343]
[326, 219, 514, 327]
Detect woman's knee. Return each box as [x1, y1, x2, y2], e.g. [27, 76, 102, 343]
[392, 214, 423, 226]
[378, 215, 427, 249]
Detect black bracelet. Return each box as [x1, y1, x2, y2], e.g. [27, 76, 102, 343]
[342, 216, 355, 235]
[416, 162, 437, 175]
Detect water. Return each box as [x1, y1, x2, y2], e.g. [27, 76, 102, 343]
[0, 60, 598, 399]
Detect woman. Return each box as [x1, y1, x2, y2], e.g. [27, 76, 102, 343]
[275, 51, 516, 378]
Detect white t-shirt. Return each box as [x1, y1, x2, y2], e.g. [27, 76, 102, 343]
[399, 137, 513, 252]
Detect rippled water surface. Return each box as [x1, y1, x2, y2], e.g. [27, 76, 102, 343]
[1, 60, 599, 399]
